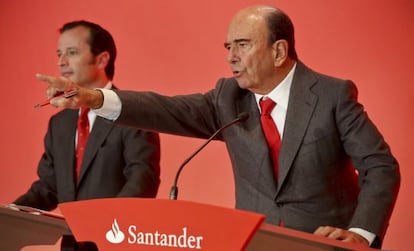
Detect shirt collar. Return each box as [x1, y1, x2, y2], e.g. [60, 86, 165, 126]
[104, 81, 112, 90]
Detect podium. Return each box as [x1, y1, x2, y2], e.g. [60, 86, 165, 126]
[59, 198, 265, 250]
[1, 199, 378, 250]
[59, 198, 376, 251]
[0, 205, 68, 250]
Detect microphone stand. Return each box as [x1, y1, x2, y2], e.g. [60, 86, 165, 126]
[169, 113, 249, 200]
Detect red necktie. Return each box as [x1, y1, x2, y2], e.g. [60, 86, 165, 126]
[259, 98, 281, 181]
[75, 107, 90, 180]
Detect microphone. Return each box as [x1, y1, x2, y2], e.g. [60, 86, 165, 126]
[169, 112, 249, 200]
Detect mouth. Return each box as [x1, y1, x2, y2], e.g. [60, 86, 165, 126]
[232, 70, 241, 77]
[60, 72, 73, 78]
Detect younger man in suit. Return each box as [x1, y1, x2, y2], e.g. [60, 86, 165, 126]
[14, 21, 161, 250]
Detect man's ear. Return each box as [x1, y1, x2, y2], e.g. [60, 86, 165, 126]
[272, 40, 288, 66]
[97, 51, 110, 68]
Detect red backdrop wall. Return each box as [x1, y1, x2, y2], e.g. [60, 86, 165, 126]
[0, 0, 412, 250]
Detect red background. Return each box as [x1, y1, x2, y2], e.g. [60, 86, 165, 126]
[0, 0, 412, 250]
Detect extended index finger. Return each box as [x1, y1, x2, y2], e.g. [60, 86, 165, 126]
[36, 73, 74, 91]
[36, 73, 57, 85]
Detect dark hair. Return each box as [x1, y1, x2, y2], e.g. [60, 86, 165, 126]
[59, 20, 117, 79]
[265, 9, 298, 60]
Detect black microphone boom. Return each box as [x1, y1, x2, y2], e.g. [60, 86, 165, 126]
[169, 112, 249, 200]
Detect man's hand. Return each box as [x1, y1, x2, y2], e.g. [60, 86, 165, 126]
[314, 226, 369, 246]
[36, 73, 104, 109]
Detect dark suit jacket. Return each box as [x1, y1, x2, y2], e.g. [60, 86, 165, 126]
[14, 108, 160, 211]
[114, 61, 400, 244]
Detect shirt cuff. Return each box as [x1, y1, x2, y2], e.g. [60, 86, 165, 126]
[92, 88, 122, 121]
[348, 227, 376, 246]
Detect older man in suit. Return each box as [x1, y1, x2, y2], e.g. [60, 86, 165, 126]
[37, 6, 400, 249]
[15, 21, 160, 250]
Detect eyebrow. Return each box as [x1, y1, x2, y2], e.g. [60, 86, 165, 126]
[57, 47, 79, 53]
[224, 38, 251, 48]
[57, 47, 80, 56]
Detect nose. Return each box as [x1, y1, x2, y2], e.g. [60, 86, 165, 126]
[226, 46, 239, 64]
[58, 54, 68, 67]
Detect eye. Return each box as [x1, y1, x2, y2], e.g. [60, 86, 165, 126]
[238, 41, 249, 48]
[67, 49, 78, 56]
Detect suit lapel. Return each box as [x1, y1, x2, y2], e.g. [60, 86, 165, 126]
[237, 91, 278, 196]
[276, 62, 318, 196]
[77, 116, 114, 186]
[59, 110, 78, 199]
[77, 85, 117, 186]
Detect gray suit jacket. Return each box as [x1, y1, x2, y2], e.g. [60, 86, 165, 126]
[15, 108, 160, 211]
[115, 62, 400, 243]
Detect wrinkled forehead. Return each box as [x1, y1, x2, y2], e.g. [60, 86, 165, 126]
[226, 11, 268, 43]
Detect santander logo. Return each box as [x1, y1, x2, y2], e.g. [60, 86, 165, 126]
[105, 218, 125, 244]
[104, 218, 203, 249]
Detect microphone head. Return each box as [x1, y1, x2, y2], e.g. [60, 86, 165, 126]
[237, 112, 249, 122]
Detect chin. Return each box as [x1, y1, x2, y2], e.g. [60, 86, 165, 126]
[64, 77, 76, 83]
[235, 79, 251, 90]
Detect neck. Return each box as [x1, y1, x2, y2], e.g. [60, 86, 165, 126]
[82, 76, 110, 89]
[252, 59, 296, 95]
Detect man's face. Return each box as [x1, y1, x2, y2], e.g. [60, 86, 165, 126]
[225, 11, 277, 94]
[57, 26, 100, 87]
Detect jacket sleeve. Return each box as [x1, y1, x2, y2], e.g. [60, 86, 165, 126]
[336, 80, 400, 243]
[114, 89, 221, 139]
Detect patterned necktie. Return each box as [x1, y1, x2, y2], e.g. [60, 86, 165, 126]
[259, 98, 282, 181]
[75, 107, 90, 181]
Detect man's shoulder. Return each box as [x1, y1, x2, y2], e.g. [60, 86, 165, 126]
[297, 61, 352, 85]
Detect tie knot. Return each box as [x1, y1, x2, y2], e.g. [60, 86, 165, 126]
[259, 98, 276, 116]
